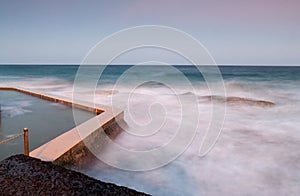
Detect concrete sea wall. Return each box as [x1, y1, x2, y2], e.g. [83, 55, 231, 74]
[0, 87, 124, 165]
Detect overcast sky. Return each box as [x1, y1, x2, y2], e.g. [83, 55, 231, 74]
[0, 0, 299, 65]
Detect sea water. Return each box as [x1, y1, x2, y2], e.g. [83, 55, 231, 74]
[0, 65, 300, 195]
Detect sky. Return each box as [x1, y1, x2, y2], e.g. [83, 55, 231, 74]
[0, 0, 299, 65]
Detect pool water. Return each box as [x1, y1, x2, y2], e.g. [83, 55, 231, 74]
[0, 90, 96, 160]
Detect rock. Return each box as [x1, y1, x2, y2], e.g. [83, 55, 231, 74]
[0, 154, 150, 196]
[224, 97, 275, 107]
[200, 95, 275, 107]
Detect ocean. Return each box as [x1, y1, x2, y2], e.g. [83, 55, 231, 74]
[0, 65, 300, 195]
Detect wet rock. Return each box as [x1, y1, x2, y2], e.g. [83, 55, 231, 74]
[200, 95, 275, 107]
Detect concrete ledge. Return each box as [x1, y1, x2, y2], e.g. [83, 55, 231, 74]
[0, 87, 105, 114]
[54, 114, 125, 166]
[0, 87, 124, 165]
[30, 110, 124, 165]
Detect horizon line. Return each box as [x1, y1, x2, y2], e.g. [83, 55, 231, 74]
[0, 63, 299, 66]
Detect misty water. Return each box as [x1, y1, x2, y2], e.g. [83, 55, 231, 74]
[0, 65, 300, 195]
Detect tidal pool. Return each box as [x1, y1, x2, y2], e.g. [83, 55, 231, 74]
[0, 90, 95, 160]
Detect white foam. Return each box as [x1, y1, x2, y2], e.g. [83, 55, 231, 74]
[1, 101, 33, 118]
[1, 76, 300, 195]
[78, 81, 300, 195]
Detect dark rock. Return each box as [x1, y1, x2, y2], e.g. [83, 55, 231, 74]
[0, 154, 150, 196]
[200, 95, 275, 107]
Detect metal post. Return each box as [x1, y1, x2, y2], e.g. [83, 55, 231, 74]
[23, 128, 29, 156]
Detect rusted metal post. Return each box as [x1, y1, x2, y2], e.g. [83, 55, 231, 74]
[23, 128, 29, 156]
